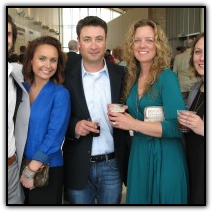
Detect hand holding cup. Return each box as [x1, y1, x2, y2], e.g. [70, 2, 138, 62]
[87, 118, 100, 137]
[177, 110, 197, 133]
[107, 104, 128, 127]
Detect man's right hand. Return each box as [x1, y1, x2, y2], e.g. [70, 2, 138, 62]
[75, 120, 99, 137]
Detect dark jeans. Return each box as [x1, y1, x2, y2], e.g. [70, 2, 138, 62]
[67, 158, 122, 204]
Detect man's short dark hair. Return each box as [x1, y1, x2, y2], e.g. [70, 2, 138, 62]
[76, 16, 107, 38]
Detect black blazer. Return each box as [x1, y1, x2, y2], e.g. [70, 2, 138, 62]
[63, 61, 131, 189]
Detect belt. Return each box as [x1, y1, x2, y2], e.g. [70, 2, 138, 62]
[8, 154, 16, 166]
[90, 152, 115, 163]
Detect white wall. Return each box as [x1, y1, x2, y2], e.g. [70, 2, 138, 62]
[107, 8, 148, 49]
[8, 8, 60, 54]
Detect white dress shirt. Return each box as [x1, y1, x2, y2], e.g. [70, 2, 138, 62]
[81, 60, 114, 156]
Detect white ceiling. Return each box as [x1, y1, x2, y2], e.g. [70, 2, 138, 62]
[111, 8, 131, 14]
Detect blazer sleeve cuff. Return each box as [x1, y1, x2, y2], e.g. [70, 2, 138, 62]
[32, 151, 49, 164]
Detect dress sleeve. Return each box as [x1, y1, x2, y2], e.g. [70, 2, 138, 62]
[160, 70, 185, 138]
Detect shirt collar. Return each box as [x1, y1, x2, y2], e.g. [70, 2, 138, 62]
[81, 58, 109, 78]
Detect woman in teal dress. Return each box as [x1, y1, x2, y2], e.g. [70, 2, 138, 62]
[108, 19, 188, 204]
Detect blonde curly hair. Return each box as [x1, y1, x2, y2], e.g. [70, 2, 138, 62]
[123, 19, 171, 101]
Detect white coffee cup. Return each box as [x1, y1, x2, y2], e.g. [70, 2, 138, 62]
[108, 104, 125, 113]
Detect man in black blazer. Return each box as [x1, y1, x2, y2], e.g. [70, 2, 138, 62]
[64, 40, 81, 74]
[63, 16, 130, 204]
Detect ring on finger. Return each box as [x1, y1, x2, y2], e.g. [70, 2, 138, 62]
[113, 122, 116, 126]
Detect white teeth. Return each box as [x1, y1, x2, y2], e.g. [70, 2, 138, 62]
[41, 70, 51, 74]
[199, 64, 204, 67]
[139, 51, 148, 54]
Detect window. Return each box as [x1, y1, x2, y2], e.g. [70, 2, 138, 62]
[61, 8, 122, 52]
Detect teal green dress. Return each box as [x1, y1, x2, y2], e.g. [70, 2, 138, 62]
[126, 69, 189, 204]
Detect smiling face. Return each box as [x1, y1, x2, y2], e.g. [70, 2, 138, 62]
[78, 26, 106, 66]
[133, 26, 157, 67]
[193, 37, 204, 77]
[31, 44, 58, 83]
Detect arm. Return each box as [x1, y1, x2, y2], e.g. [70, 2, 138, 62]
[108, 111, 162, 137]
[160, 70, 185, 138]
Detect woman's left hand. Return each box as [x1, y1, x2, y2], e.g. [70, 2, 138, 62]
[178, 111, 204, 136]
[107, 111, 136, 130]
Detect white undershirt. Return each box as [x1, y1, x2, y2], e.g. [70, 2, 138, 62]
[8, 63, 16, 158]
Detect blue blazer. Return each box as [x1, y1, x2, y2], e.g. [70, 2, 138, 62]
[24, 81, 70, 167]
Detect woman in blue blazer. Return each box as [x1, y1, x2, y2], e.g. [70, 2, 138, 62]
[20, 36, 70, 204]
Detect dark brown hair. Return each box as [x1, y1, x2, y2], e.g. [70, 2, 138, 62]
[23, 36, 66, 85]
[76, 16, 107, 38]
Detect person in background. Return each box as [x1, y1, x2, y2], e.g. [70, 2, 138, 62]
[176, 46, 186, 55]
[112, 46, 126, 67]
[108, 19, 188, 204]
[104, 48, 115, 64]
[64, 40, 82, 74]
[19, 45, 26, 64]
[170, 46, 186, 70]
[20, 36, 70, 204]
[178, 32, 204, 204]
[173, 39, 201, 102]
[8, 14, 30, 204]
[63, 16, 130, 204]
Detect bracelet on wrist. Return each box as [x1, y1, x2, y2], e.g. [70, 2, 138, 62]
[23, 166, 36, 179]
